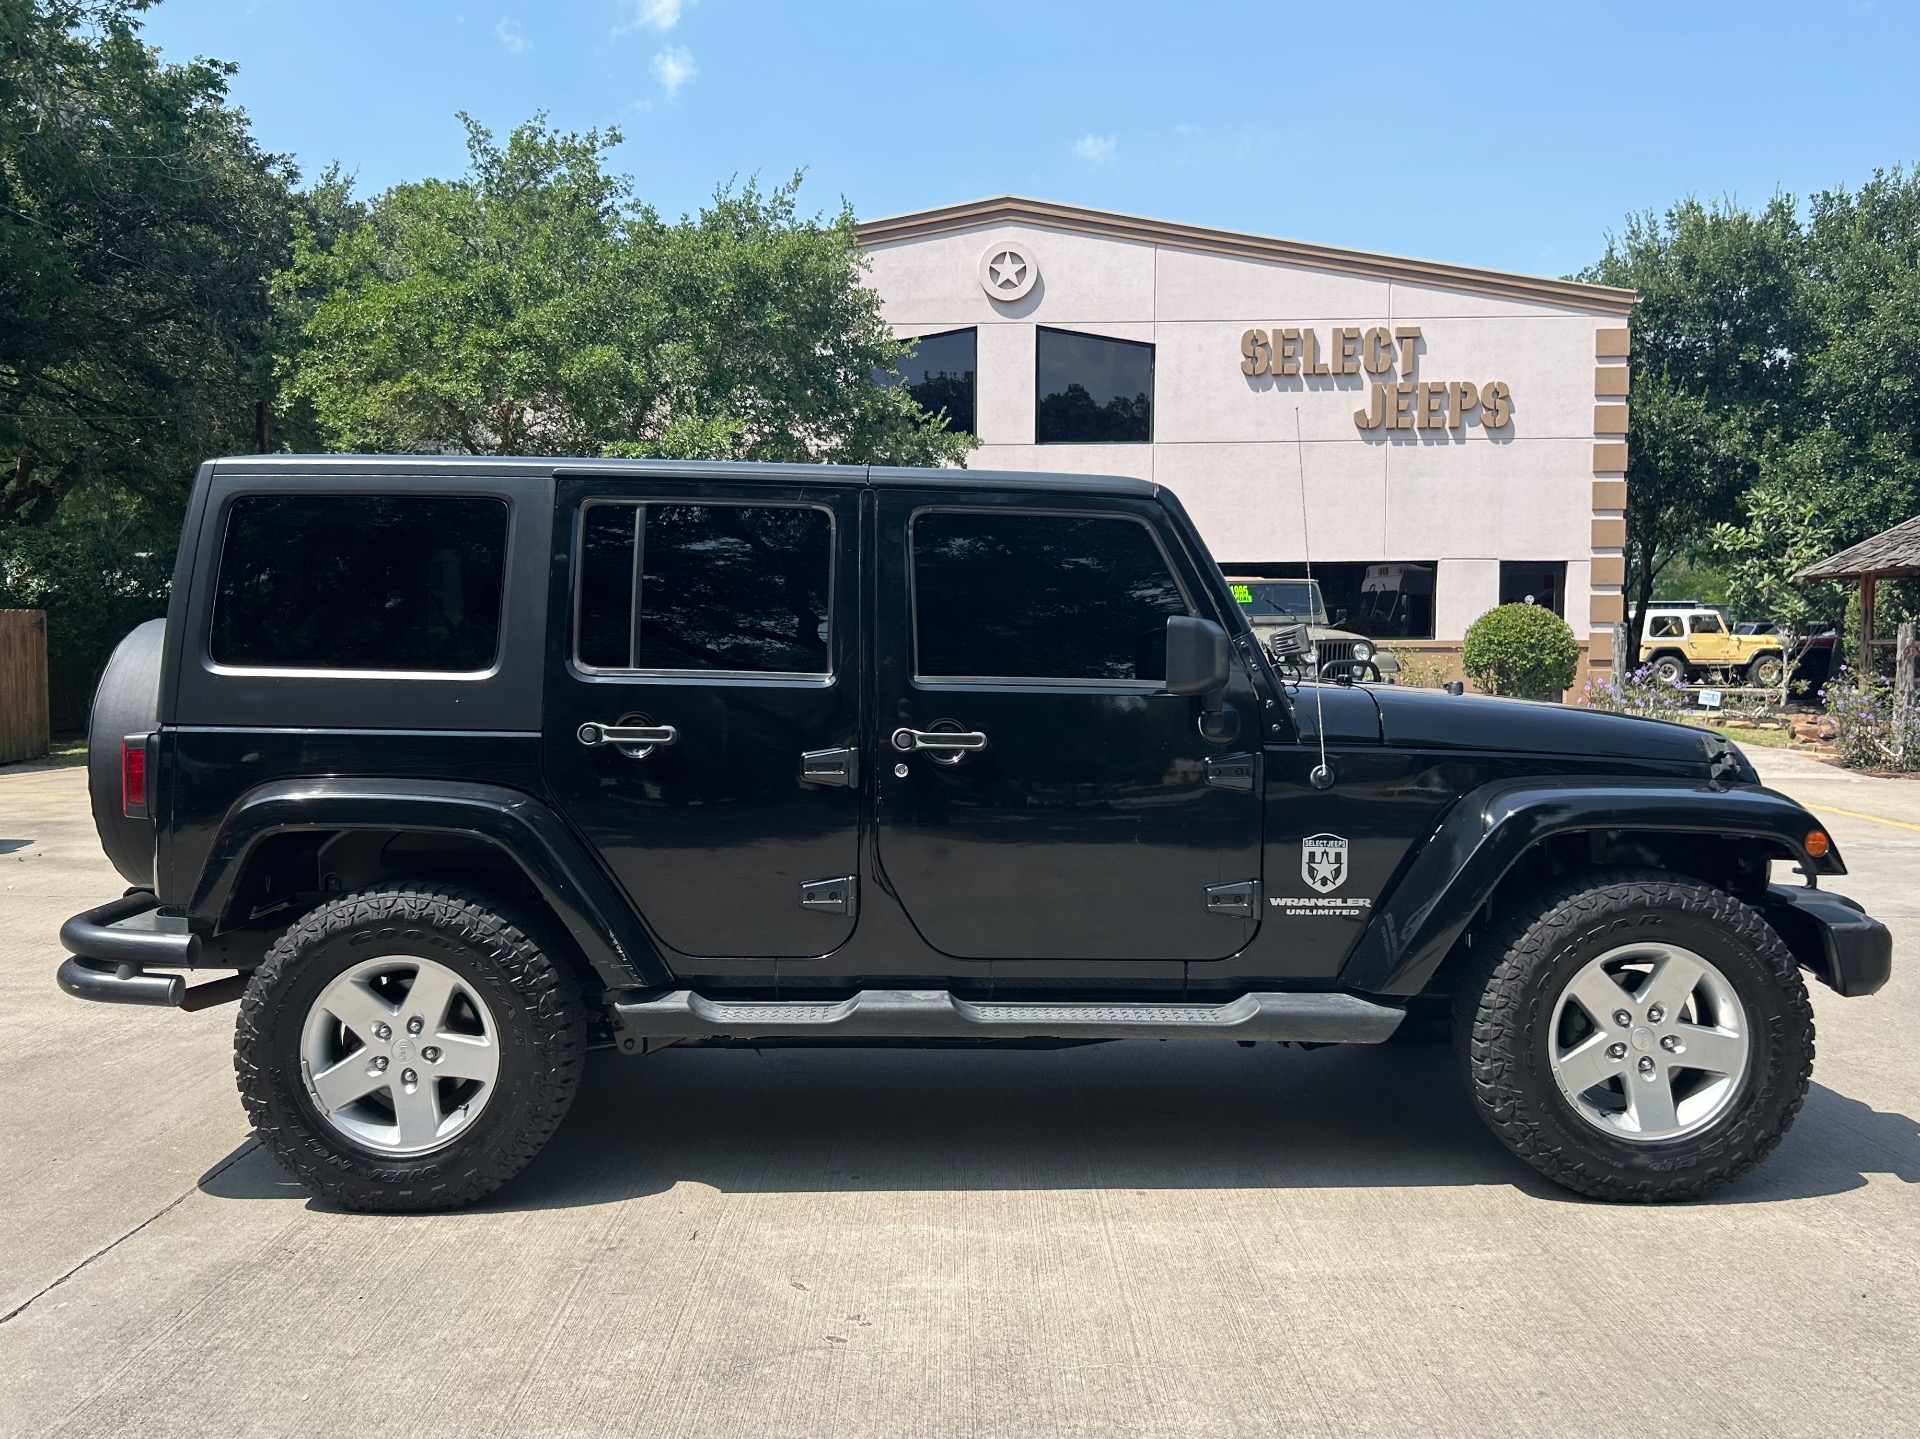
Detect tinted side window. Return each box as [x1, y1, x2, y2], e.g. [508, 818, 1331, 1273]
[912, 511, 1188, 681]
[575, 503, 833, 674]
[211, 495, 508, 672]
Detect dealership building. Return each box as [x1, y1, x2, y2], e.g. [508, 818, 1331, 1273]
[858, 197, 1635, 678]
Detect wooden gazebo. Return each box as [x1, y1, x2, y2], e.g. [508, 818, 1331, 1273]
[1799, 514, 1920, 672]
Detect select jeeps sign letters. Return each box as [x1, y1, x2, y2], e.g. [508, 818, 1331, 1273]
[1238, 324, 1512, 432]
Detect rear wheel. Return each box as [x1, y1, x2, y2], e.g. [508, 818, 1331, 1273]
[1648, 653, 1688, 686]
[1456, 870, 1813, 1201]
[235, 883, 585, 1211]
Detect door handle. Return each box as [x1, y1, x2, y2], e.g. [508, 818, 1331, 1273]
[578, 721, 678, 755]
[891, 727, 987, 754]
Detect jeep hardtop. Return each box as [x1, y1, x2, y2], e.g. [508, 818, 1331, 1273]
[59, 456, 1891, 1210]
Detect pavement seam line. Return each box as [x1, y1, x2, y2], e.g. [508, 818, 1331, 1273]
[1811, 802, 1920, 834]
[0, 1140, 258, 1328]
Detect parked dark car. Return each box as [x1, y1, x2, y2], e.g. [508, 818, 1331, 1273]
[59, 457, 1890, 1210]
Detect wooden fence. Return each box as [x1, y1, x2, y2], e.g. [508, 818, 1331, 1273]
[0, 610, 51, 764]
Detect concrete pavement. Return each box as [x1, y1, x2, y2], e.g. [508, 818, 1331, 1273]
[1, 750, 1915, 1437]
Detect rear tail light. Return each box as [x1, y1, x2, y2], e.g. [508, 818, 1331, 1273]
[121, 735, 149, 819]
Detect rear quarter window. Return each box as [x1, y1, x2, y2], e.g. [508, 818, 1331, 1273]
[209, 494, 509, 672]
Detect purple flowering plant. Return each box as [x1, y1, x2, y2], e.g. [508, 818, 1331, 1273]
[1821, 665, 1920, 771]
[1577, 664, 1696, 720]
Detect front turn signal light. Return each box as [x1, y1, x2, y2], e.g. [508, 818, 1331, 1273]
[1804, 829, 1830, 858]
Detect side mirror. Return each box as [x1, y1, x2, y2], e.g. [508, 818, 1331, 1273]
[1165, 615, 1230, 696]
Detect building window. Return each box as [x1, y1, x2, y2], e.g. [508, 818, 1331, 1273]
[1035, 328, 1153, 444]
[211, 494, 508, 672]
[912, 510, 1188, 681]
[1499, 561, 1566, 617]
[892, 328, 976, 437]
[1222, 561, 1436, 640]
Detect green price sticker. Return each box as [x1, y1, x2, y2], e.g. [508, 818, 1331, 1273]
[1230, 583, 1252, 604]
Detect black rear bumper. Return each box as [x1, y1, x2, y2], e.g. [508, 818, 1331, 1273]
[57, 892, 247, 1010]
[1763, 883, 1893, 998]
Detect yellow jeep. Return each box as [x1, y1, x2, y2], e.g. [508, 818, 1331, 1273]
[1640, 606, 1785, 688]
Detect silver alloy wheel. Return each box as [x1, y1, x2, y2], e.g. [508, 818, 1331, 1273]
[299, 955, 501, 1156]
[1547, 942, 1751, 1142]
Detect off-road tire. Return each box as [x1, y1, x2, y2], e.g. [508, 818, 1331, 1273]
[1454, 868, 1813, 1202]
[1648, 653, 1688, 686]
[1746, 654, 1786, 689]
[235, 882, 586, 1211]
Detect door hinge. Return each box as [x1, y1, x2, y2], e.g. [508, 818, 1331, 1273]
[800, 875, 857, 917]
[800, 747, 857, 787]
[1205, 880, 1257, 917]
[1204, 753, 1257, 791]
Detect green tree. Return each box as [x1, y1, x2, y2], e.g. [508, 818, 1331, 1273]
[0, 0, 296, 724]
[282, 117, 972, 467]
[1711, 169, 1920, 638]
[1579, 197, 1804, 662]
[0, 0, 295, 526]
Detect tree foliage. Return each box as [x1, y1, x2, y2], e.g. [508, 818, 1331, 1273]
[1711, 172, 1920, 634]
[1579, 197, 1802, 657]
[0, 0, 294, 527]
[1582, 174, 1920, 657]
[0, 0, 297, 725]
[280, 116, 972, 467]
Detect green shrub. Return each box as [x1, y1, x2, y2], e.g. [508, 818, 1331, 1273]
[1462, 603, 1580, 699]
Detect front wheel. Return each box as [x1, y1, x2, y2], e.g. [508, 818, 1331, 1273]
[1746, 654, 1785, 689]
[235, 883, 586, 1211]
[1456, 870, 1813, 1201]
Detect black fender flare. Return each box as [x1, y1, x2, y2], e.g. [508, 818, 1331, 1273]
[187, 777, 670, 988]
[1338, 778, 1843, 997]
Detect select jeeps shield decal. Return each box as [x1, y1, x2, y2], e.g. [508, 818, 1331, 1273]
[1301, 833, 1349, 893]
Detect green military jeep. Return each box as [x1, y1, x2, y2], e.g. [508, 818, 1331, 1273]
[1227, 577, 1401, 680]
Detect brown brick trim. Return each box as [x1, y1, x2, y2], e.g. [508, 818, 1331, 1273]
[1588, 630, 1615, 662]
[1594, 366, 1630, 397]
[1594, 404, 1630, 436]
[1592, 479, 1627, 510]
[1590, 594, 1625, 625]
[1595, 328, 1631, 358]
[1592, 517, 1626, 548]
[1591, 555, 1626, 586]
[1593, 442, 1628, 473]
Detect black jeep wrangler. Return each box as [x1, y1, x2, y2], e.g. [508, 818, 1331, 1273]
[59, 456, 1891, 1210]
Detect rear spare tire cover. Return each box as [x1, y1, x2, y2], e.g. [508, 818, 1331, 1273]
[88, 618, 166, 887]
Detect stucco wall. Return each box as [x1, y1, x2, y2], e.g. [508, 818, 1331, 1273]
[864, 218, 1627, 653]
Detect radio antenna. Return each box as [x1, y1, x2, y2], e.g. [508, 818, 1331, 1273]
[1294, 407, 1333, 789]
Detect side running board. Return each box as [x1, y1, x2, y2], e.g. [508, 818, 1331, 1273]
[611, 989, 1404, 1045]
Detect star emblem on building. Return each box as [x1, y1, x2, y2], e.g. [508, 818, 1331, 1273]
[988, 251, 1027, 290]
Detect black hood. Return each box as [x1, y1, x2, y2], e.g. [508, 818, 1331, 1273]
[1365, 684, 1727, 766]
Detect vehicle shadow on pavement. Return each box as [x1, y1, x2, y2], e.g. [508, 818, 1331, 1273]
[194, 1040, 1920, 1210]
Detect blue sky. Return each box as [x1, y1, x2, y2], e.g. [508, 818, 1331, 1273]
[142, 0, 1920, 279]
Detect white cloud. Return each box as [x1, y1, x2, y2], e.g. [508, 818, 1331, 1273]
[1073, 133, 1117, 165]
[652, 44, 697, 98]
[618, 0, 686, 33]
[495, 16, 528, 52]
